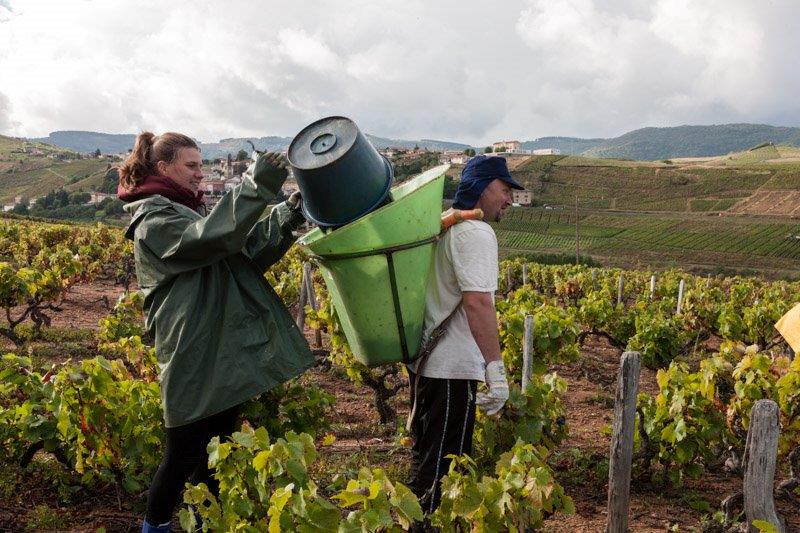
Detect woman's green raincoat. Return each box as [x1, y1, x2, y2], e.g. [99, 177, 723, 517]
[123, 173, 313, 427]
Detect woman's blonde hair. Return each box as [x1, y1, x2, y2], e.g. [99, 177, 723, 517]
[118, 132, 198, 189]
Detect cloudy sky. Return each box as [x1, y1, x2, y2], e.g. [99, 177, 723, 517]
[1, 0, 798, 145]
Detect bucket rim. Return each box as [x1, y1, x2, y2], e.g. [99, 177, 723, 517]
[287, 115, 356, 170]
[300, 155, 394, 228]
[298, 164, 449, 253]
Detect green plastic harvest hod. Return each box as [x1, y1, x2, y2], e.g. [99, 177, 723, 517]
[298, 164, 448, 367]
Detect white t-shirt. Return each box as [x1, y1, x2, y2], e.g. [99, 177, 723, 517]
[409, 219, 498, 381]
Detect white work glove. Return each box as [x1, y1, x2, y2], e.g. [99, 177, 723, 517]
[475, 360, 509, 416]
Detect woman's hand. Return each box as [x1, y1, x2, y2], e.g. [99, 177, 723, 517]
[287, 190, 303, 214]
[252, 151, 289, 194]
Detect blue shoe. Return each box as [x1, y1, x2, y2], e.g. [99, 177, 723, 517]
[142, 520, 171, 533]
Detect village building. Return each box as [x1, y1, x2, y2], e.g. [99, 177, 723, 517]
[4, 195, 40, 210]
[87, 192, 115, 205]
[201, 179, 227, 197]
[439, 150, 471, 165]
[491, 140, 533, 155]
[512, 190, 533, 206]
[492, 140, 521, 152]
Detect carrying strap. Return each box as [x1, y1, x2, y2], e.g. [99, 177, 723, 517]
[405, 302, 461, 432]
[414, 303, 460, 375]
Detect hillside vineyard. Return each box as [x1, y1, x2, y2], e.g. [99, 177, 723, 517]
[0, 218, 798, 530]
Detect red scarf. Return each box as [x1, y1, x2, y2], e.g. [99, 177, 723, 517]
[117, 174, 205, 212]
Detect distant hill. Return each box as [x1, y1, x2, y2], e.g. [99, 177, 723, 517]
[0, 134, 110, 202]
[31, 131, 470, 158]
[520, 136, 605, 155]
[506, 145, 800, 216]
[200, 137, 292, 159]
[198, 135, 469, 158]
[518, 124, 800, 160]
[33, 131, 138, 155]
[365, 136, 470, 152]
[31, 124, 800, 161]
[582, 124, 800, 160]
[32, 131, 290, 159]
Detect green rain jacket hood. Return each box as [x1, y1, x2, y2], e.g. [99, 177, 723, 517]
[123, 174, 313, 427]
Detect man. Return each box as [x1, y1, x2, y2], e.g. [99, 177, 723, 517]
[407, 155, 525, 516]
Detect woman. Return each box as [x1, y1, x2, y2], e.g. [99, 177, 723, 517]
[117, 132, 313, 532]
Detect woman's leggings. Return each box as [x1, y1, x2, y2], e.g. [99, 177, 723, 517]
[145, 404, 240, 525]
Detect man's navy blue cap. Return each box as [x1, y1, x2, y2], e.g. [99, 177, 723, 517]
[452, 155, 524, 209]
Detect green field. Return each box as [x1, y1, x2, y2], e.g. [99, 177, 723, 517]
[0, 135, 110, 202]
[724, 143, 782, 165]
[0, 159, 110, 202]
[515, 164, 772, 213]
[505, 150, 800, 215]
[487, 151, 800, 274]
[495, 207, 800, 276]
[2, 135, 799, 275]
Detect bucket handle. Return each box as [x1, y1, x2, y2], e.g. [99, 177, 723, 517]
[309, 235, 439, 364]
[308, 235, 438, 262]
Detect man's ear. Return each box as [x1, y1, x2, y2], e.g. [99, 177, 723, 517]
[156, 160, 167, 176]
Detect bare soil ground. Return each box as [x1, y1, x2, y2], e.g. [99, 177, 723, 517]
[0, 279, 125, 346]
[1, 281, 798, 532]
[54, 280, 128, 329]
[728, 190, 800, 217]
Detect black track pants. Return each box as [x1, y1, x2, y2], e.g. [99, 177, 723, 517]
[408, 372, 478, 515]
[145, 404, 240, 525]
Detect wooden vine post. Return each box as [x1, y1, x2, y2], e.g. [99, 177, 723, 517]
[617, 274, 624, 306]
[304, 262, 322, 348]
[676, 279, 685, 315]
[743, 400, 785, 533]
[575, 194, 580, 265]
[649, 275, 656, 300]
[606, 351, 641, 533]
[522, 263, 528, 287]
[522, 315, 535, 390]
[296, 262, 310, 330]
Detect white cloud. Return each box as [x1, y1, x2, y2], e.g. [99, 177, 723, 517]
[510, 0, 800, 137]
[345, 42, 404, 83]
[0, 0, 798, 145]
[0, 91, 15, 132]
[277, 28, 342, 73]
[649, 0, 766, 109]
